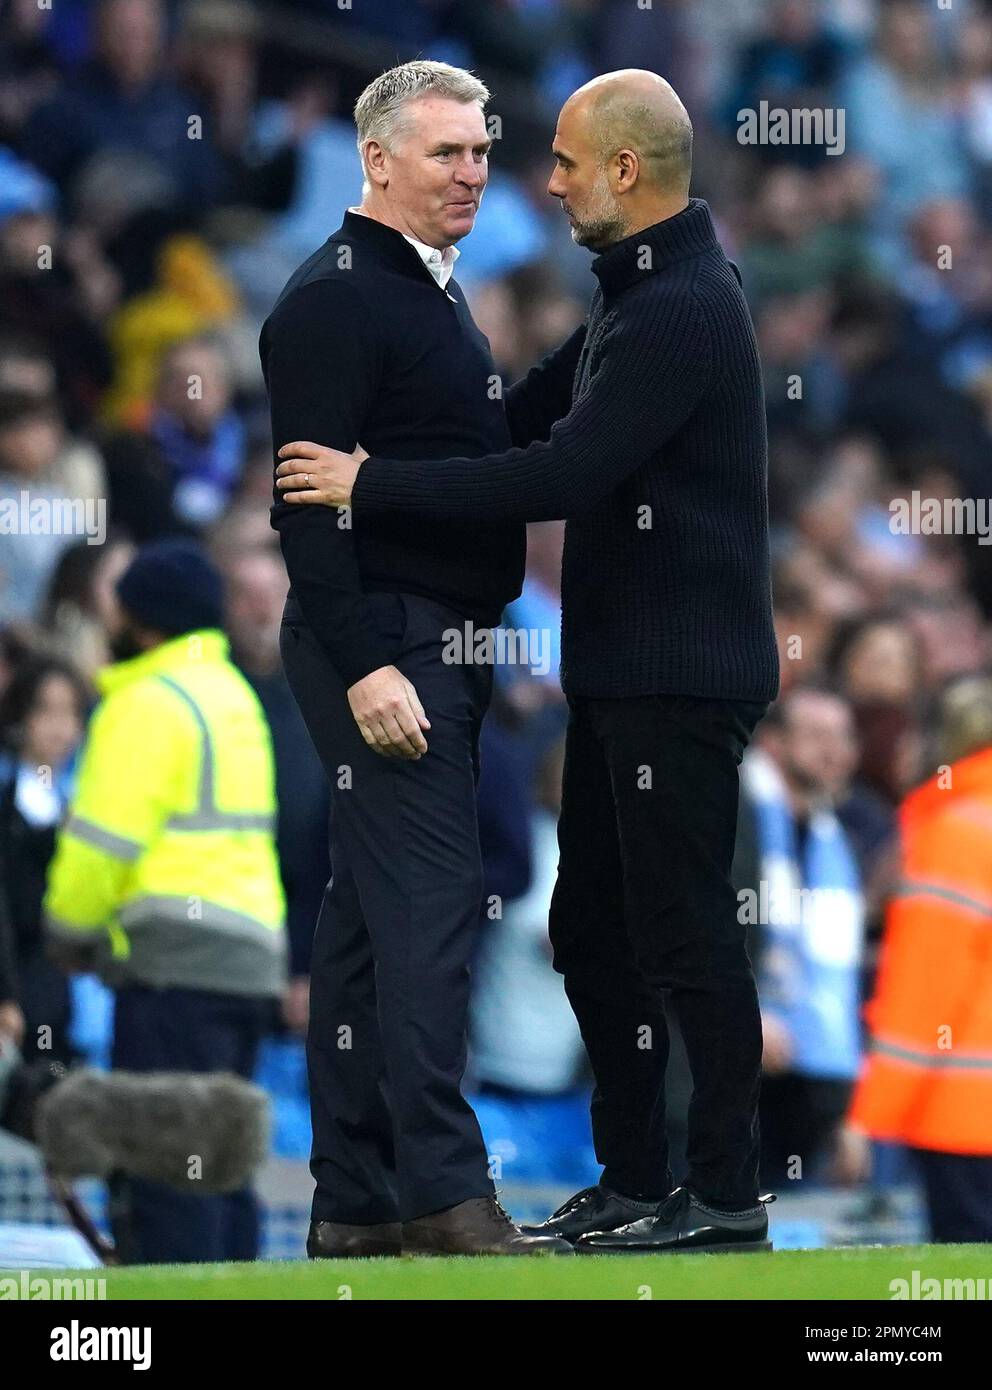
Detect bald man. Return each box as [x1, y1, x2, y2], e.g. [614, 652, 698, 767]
[276, 71, 780, 1253]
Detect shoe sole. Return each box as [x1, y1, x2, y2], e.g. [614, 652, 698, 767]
[400, 1246, 576, 1257]
[577, 1239, 774, 1256]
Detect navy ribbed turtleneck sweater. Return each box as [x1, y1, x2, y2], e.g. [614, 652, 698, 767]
[352, 198, 780, 703]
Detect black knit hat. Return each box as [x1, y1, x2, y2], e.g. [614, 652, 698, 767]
[116, 538, 224, 637]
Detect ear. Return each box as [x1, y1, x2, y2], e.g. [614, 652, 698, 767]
[614, 148, 639, 194]
[364, 139, 390, 189]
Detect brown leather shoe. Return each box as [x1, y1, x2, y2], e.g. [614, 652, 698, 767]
[402, 1198, 575, 1256]
[307, 1220, 402, 1258]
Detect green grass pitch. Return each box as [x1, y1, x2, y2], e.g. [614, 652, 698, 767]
[71, 1244, 991, 1300]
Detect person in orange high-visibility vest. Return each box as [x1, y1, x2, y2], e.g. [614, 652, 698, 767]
[837, 677, 992, 1241]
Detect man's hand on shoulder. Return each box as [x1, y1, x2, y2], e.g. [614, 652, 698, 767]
[348, 664, 431, 760]
[275, 441, 368, 508]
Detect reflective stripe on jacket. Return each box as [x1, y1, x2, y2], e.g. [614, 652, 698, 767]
[44, 628, 286, 997]
[849, 747, 992, 1153]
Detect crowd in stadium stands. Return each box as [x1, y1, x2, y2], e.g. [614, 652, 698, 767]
[1, 0, 991, 1228]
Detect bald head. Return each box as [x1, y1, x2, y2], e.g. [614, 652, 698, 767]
[548, 70, 693, 249]
[570, 70, 692, 194]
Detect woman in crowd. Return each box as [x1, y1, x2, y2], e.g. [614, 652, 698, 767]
[0, 655, 89, 1062]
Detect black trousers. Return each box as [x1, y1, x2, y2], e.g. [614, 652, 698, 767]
[110, 985, 270, 1264]
[916, 1149, 992, 1243]
[549, 692, 767, 1209]
[280, 593, 495, 1224]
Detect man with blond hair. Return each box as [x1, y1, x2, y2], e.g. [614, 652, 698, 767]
[260, 60, 571, 1258]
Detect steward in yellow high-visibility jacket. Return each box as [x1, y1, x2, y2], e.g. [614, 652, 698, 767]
[44, 538, 287, 1265]
[44, 623, 286, 999]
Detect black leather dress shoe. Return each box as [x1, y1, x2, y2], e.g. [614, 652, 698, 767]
[575, 1186, 775, 1254]
[520, 1184, 666, 1244]
[307, 1220, 402, 1258]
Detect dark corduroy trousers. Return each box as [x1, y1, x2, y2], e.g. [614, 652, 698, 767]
[280, 592, 494, 1224]
[549, 692, 767, 1209]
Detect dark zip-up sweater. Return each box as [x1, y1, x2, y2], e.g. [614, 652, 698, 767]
[352, 198, 780, 703]
[260, 210, 525, 687]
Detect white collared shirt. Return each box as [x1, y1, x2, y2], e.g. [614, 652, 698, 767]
[348, 207, 459, 290]
[402, 231, 459, 290]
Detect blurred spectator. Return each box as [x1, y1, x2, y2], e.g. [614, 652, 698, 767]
[222, 541, 329, 1033]
[954, 1, 992, 220]
[43, 539, 286, 1263]
[0, 332, 58, 400]
[827, 612, 923, 807]
[493, 522, 569, 792]
[829, 283, 991, 502]
[39, 535, 135, 680]
[0, 332, 59, 405]
[725, 0, 847, 167]
[839, 676, 992, 1242]
[177, 2, 263, 168]
[742, 685, 865, 1187]
[905, 591, 992, 691]
[227, 73, 360, 315]
[147, 336, 245, 527]
[0, 390, 106, 623]
[501, 521, 567, 731]
[0, 655, 89, 1064]
[97, 333, 245, 544]
[0, 0, 61, 149]
[0, 626, 36, 700]
[101, 238, 240, 429]
[176, 1, 310, 222]
[842, 0, 970, 271]
[903, 198, 992, 355]
[739, 166, 873, 308]
[757, 288, 837, 440]
[326, 0, 442, 51]
[23, 0, 222, 212]
[594, 0, 694, 106]
[0, 151, 113, 426]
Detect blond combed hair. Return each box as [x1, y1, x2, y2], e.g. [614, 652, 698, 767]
[354, 60, 489, 183]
